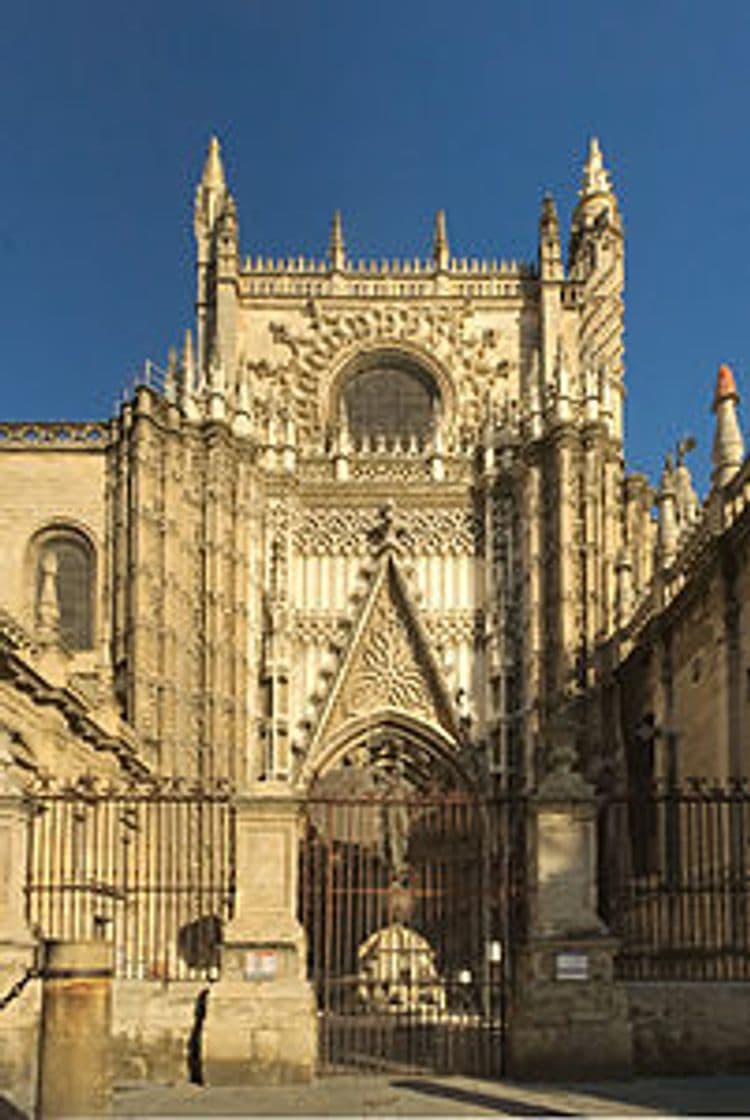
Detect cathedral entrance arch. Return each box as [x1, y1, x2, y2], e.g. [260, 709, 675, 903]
[299, 723, 523, 1077]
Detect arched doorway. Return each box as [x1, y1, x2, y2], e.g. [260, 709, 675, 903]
[299, 722, 524, 1076]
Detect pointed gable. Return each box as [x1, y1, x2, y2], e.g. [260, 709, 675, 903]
[305, 552, 460, 769]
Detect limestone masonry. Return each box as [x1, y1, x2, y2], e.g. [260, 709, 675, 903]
[1, 138, 749, 1100]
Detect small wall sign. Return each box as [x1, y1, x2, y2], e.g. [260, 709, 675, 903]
[244, 949, 278, 981]
[555, 952, 589, 981]
[487, 940, 503, 963]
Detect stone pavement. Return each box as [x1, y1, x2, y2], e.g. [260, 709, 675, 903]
[112, 1073, 750, 1117]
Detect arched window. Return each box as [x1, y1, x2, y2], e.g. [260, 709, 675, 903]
[341, 352, 439, 442]
[35, 531, 95, 651]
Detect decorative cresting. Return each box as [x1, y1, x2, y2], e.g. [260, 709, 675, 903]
[247, 302, 512, 442]
[299, 536, 462, 785]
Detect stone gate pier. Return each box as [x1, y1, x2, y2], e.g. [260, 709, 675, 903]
[506, 745, 633, 1079]
[202, 788, 317, 1084]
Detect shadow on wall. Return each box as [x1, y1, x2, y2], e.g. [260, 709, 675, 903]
[187, 987, 209, 1085]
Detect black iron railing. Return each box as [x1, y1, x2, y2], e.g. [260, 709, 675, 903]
[599, 779, 750, 980]
[25, 776, 236, 982]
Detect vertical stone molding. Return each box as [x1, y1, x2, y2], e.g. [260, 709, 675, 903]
[0, 761, 40, 1117]
[506, 745, 632, 1079]
[37, 940, 113, 1118]
[202, 791, 316, 1085]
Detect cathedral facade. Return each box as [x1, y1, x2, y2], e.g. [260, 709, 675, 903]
[1, 138, 749, 1095]
[0, 137, 640, 792]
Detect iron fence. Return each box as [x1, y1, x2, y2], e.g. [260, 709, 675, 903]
[25, 776, 235, 981]
[299, 792, 526, 1076]
[600, 779, 750, 980]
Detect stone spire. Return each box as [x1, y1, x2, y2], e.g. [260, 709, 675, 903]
[203, 135, 226, 190]
[328, 210, 346, 272]
[711, 363, 744, 488]
[164, 347, 178, 404]
[674, 436, 699, 528]
[580, 136, 613, 199]
[539, 193, 563, 280]
[569, 136, 621, 276]
[195, 135, 229, 233]
[432, 210, 450, 271]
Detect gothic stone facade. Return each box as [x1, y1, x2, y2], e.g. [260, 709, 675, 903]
[0, 137, 643, 794]
[2, 138, 750, 1093]
[3, 138, 745, 798]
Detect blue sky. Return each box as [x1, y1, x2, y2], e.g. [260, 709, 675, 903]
[2, 0, 750, 494]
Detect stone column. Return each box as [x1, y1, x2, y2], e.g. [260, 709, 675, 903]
[37, 940, 113, 1117]
[506, 742, 632, 1079]
[202, 788, 317, 1085]
[0, 752, 40, 1117]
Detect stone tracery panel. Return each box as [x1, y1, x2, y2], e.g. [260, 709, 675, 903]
[291, 507, 482, 557]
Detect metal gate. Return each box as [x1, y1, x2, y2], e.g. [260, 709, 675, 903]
[300, 791, 524, 1077]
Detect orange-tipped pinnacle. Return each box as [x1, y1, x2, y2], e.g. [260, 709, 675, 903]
[713, 363, 738, 411]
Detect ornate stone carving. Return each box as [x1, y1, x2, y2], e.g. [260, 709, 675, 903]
[346, 597, 433, 719]
[292, 507, 481, 557]
[292, 611, 349, 646]
[245, 302, 511, 444]
[421, 610, 483, 648]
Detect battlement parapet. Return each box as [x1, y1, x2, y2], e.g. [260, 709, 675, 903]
[239, 256, 538, 300]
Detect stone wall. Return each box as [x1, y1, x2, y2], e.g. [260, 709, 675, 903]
[113, 980, 209, 1084]
[0, 447, 106, 638]
[627, 982, 750, 1074]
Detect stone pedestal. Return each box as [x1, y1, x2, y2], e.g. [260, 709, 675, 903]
[507, 935, 632, 1079]
[506, 749, 632, 1080]
[0, 763, 40, 1117]
[202, 790, 317, 1085]
[37, 940, 114, 1117]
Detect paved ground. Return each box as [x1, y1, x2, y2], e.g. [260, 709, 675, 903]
[113, 1073, 750, 1117]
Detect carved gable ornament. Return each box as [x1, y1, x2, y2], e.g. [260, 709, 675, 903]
[304, 552, 460, 772]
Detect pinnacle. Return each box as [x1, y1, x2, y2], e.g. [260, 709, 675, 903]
[542, 192, 558, 217]
[713, 363, 739, 410]
[329, 210, 344, 246]
[432, 209, 449, 267]
[434, 208, 447, 244]
[580, 135, 613, 197]
[540, 192, 559, 231]
[328, 210, 346, 269]
[201, 134, 226, 191]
